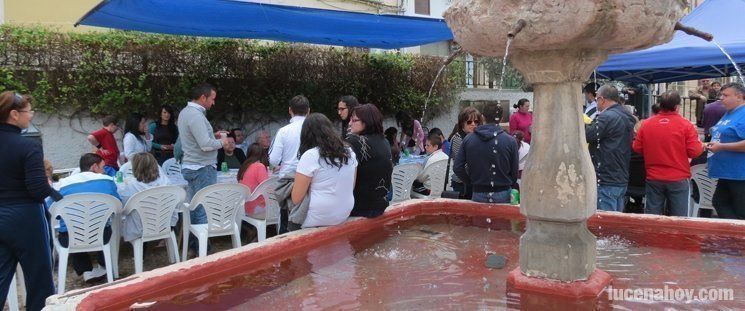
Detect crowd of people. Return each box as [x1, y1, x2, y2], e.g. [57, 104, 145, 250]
[2, 78, 745, 308]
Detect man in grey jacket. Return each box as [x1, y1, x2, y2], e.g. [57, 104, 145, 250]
[177, 83, 230, 226]
[586, 84, 637, 212]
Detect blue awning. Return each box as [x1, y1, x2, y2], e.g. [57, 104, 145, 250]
[597, 0, 745, 83]
[76, 0, 454, 49]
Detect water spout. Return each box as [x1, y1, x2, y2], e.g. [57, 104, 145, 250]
[508, 19, 527, 39]
[674, 22, 713, 42]
[421, 47, 464, 121]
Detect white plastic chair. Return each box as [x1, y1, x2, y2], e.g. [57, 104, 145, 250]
[689, 164, 717, 217]
[121, 186, 185, 274]
[119, 162, 133, 179]
[391, 163, 422, 203]
[412, 159, 448, 199]
[50, 193, 121, 294]
[241, 176, 280, 242]
[161, 158, 182, 177]
[182, 183, 249, 259]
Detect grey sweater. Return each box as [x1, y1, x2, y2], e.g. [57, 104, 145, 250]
[176, 103, 222, 167]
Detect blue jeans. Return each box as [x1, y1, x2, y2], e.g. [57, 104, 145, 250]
[645, 179, 690, 216]
[472, 190, 511, 204]
[182, 166, 216, 225]
[598, 185, 627, 212]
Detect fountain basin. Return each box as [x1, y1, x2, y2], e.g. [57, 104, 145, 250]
[45, 199, 745, 310]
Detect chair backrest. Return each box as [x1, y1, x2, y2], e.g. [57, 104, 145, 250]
[123, 186, 186, 240]
[189, 183, 249, 233]
[119, 162, 133, 179]
[691, 164, 717, 207]
[422, 159, 448, 197]
[391, 163, 422, 202]
[50, 193, 121, 251]
[161, 158, 182, 177]
[246, 176, 280, 222]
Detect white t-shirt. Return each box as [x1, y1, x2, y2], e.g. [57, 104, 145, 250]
[518, 141, 531, 171]
[296, 147, 358, 228]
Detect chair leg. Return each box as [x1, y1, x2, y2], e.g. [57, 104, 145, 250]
[182, 227, 190, 261]
[257, 222, 266, 242]
[197, 232, 208, 258]
[133, 239, 144, 274]
[693, 203, 701, 218]
[168, 232, 180, 263]
[7, 272, 18, 311]
[57, 250, 68, 294]
[102, 246, 114, 283]
[232, 225, 241, 248]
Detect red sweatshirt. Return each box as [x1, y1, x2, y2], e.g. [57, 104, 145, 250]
[632, 111, 703, 182]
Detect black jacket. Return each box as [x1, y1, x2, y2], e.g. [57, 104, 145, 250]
[346, 134, 392, 217]
[0, 123, 62, 205]
[586, 103, 637, 186]
[216, 148, 246, 170]
[453, 124, 519, 193]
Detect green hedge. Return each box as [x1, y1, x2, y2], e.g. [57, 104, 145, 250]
[0, 25, 464, 124]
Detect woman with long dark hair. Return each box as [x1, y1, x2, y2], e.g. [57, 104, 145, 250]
[149, 105, 179, 164]
[123, 112, 152, 162]
[291, 113, 357, 229]
[384, 127, 401, 165]
[346, 104, 393, 218]
[448, 107, 484, 199]
[0, 91, 60, 310]
[238, 143, 270, 217]
[337, 95, 359, 137]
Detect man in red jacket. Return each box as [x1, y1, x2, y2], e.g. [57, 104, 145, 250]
[633, 91, 704, 216]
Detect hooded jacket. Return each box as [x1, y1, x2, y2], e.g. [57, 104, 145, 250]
[453, 124, 519, 193]
[586, 103, 637, 186]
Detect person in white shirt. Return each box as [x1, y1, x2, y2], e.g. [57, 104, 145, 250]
[118, 152, 176, 242]
[416, 135, 449, 193]
[269, 95, 309, 177]
[584, 82, 600, 120]
[513, 130, 531, 181]
[123, 113, 152, 161]
[292, 113, 358, 229]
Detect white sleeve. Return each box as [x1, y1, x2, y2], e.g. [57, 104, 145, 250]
[268, 128, 284, 167]
[123, 133, 136, 160]
[296, 149, 319, 177]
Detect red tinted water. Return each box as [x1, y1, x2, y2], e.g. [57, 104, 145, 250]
[138, 215, 745, 310]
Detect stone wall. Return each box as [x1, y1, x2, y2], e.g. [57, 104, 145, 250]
[36, 89, 533, 170]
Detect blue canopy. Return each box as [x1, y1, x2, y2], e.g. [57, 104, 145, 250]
[597, 0, 745, 83]
[76, 0, 453, 49]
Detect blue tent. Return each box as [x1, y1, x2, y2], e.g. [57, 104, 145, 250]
[76, 0, 453, 49]
[597, 0, 745, 83]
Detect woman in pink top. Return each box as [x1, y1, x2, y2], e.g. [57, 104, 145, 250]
[238, 143, 270, 216]
[509, 98, 533, 143]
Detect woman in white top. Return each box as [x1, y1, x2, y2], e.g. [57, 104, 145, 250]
[118, 152, 175, 242]
[123, 113, 152, 161]
[292, 113, 358, 229]
[513, 130, 531, 178]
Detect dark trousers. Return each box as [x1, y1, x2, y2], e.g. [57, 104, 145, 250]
[713, 179, 745, 220]
[58, 227, 112, 275]
[644, 179, 690, 216]
[0, 203, 55, 311]
[450, 181, 472, 200]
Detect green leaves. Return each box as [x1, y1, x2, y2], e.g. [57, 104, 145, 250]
[0, 25, 459, 122]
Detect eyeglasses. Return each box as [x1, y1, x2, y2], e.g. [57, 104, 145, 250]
[350, 118, 361, 123]
[337, 107, 348, 112]
[466, 120, 480, 125]
[17, 109, 34, 114]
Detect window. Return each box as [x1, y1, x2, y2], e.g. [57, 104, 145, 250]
[415, 0, 430, 15]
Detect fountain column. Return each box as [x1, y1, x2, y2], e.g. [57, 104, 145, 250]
[509, 49, 606, 282]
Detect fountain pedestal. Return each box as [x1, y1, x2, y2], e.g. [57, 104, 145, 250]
[443, 0, 685, 300]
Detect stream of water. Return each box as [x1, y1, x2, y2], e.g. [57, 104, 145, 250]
[712, 39, 745, 83]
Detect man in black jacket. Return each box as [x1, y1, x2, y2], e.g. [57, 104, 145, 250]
[454, 102, 519, 203]
[586, 84, 637, 212]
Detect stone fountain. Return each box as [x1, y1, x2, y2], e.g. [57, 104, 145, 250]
[444, 0, 686, 298]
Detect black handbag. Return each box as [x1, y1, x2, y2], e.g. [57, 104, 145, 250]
[440, 153, 463, 199]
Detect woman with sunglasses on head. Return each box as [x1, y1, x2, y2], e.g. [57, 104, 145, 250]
[346, 104, 393, 218]
[448, 107, 484, 199]
[337, 95, 359, 138]
[0, 91, 60, 310]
